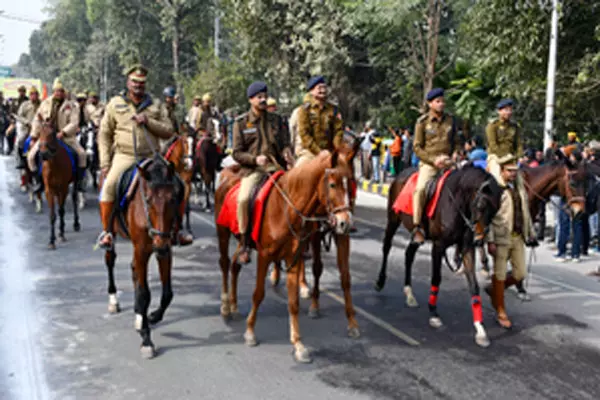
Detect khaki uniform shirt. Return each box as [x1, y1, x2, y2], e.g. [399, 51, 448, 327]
[413, 112, 458, 166]
[296, 95, 343, 155]
[487, 182, 531, 245]
[85, 102, 105, 127]
[486, 119, 522, 158]
[187, 105, 200, 130]
[98, 93, 173, 169]
[160, 102, 179, 133]
[31, 97, 80, 139]
[194, 106, 217, 135]
[17, 100, 41, 134]
[232, 109, 290, 173]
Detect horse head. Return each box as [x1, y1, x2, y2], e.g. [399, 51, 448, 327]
[136, 153, 180, 256]
[316, 149, 354, 235]
[38, 116, 58, 160]
[555, 148, 587, 219]
[164, 134, 192, 172]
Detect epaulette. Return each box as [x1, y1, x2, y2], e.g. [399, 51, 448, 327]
[302, 102, 311, 110]
[235, 112, 248, 121]
[416, 114, 428, 123]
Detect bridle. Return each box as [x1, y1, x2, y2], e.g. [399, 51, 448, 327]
[39, 122, 58, 160]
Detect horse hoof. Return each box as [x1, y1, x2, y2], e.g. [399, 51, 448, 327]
[108, 303, 121, 314]
[204, 207, 211, 213]
[308, 307, 320, 319]
[58, 236, 67, 243]
[20, 185, 27, 192]
[244, 331, 258, 347]
[475, 334, 491, 348]
[35, 204, 42, 214]
[429, 317, 443, 329]
[48, 243, 56, 250]
[148, 310, 163, 325]
[140, 345, 156, 359]
[300, 285, 311, 299]
[374, 277, 385, 292]
[348, 327, 361, 339]
[74, 223, 81, 232]
[293, 347, 312, 364]
[230, 309, 241, 321]
[405, 296, 419, 308]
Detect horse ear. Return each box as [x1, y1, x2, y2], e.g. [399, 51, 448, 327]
[331, 150, 339, 168]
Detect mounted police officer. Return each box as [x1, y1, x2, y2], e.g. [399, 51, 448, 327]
[295, 76, 343, 167]
[161, 86, 179, 134]
[28, 78, 87, 194]
[5, 85, 29, 155]
[232, 81, 294, 264]
[96, 65, 192, 249]
[85, 91, 105, 128]
[411, 88, 459, 244]
[15, 86, 41, 169]
[194, 93, 218, 139]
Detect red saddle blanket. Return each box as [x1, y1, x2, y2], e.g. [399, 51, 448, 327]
[392, 170, 452, 218]
[196, 137, 222, 155]
[216, 171, 285, 244]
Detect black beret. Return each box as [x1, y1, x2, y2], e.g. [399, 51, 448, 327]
[247, 81, 268, 98]
[497, 98, 514, 109]
[307, 76, 326, 91]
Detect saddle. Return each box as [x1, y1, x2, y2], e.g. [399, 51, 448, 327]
[392, 169, 453, 220]
[29, 138, 77, 177]
[216, 170, 285, 247]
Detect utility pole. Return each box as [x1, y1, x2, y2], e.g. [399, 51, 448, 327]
[214, 2, 220, 60]
[543, 0, 559, 151]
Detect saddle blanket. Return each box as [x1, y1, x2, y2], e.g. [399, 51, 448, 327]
[24, 137, 76, 177]
[216, 171, 285, 245]
[117, 159, 153, 209]
[196, 137, 222, 155]
[392, 170, 452, 218]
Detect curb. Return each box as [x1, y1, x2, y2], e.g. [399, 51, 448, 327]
[357, 178, 390, 197]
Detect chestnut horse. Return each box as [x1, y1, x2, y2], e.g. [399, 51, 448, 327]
[101, 152, 183, 359]
[193, 135, 226, 211]
[375, 164, 503, 347]
[37, 118, 81, 249]
[215, 149, 356, 363]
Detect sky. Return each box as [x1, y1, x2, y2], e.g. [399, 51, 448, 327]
[0, 0, 47, 66]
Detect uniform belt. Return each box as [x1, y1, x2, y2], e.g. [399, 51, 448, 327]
[512, 232, 522, 237]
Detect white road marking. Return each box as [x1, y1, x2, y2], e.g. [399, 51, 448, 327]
[538, 292, 591, 300]
[190, 209, 420, 346]
[582, 300, 600, 307]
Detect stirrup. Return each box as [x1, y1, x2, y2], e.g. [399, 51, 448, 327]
[94, 231, 113, 251]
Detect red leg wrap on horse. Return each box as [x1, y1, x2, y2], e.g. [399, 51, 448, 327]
[428, 285, 439, 307]
[471, 295, 483, 323]
[21, 175, 27, 186]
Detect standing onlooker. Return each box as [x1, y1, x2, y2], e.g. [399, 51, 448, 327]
[535, 150, 544, 166]
[359, 122, 374, 179]
[388, 126, 403, 177]
[401, 127, 414, 171]
[369, 128, 383, 183]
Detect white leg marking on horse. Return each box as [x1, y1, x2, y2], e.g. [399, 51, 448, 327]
[300, 284, 311, 300]
[404, 286, 419, 308]
[134, 314, 143, 331]
[474, 321, 490, 347]
[35, 198, 42, 213]
[78, 192, 85, 210]
[429, 316, 443, 328]
[109, 294, 118, 305]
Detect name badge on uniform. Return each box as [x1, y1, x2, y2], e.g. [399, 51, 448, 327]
[243, 128, 257, 134]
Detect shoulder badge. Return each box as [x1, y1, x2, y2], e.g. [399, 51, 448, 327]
[235, 112, 248, 122]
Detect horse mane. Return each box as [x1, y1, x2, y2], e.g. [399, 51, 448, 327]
[144, 155, 175, 188]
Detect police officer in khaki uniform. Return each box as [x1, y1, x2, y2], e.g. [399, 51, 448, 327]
[15, 86, 41, 169]
[233, 81, 294, 264]
[85, 91, 105, 128]
[160, 86, 179, 134]
[28, 78, 87, 194]
[187, 95, 201, 131]
[194, 93, 218, 138]
[411, 88, 459, 244]
[295, 76, 343, 167]
[96, 65, 192, 249]
[5, 85, 29, 155]
[485, 154, 537, 329]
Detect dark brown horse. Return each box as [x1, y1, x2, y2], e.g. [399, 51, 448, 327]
[215, 149, 356, 363]
[375, 164, 503, 347]
[163, 133, 194, 239]
[101, 153, 182, 359]
[193, 135, 226, 211]
[37, 118, 80, 249]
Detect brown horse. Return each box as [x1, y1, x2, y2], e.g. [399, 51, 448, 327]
[101, 153, 183, 359]
[37, 119, 80, 249]
[215, 149, 357, 363]
[163, 133, 194, 238]
[193, 135, 226, 211]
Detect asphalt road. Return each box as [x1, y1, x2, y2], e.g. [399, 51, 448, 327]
[1, 155, 599, 400]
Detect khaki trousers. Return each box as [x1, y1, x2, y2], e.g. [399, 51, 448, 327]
[237, 171, 266, 234]
[493, 234, 526, 281]
[295, 149, 316, 168]
[99, 153, 137, 202]
[413, 162, 439, 225]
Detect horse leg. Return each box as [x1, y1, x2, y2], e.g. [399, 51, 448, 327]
[184, 199, 192, 234]
[269, 261, 281, 288]
[308, 234, 323, 319]
[428, 243, 444, 328]
[229, 260, 242, 319]
[204, 178, 212, 212]
[72, 183, 81, 232]
[403, 243, 420, 307]
[285, 255, 311, 363]
[244, 255, 269, 347]
[375, 211, 401, 291]
[58, 191, 67, 242]
[105, 249, 120, 313]
[480, 246, 490, 278]
[148, 253, 173, 325]
[463, 247, 490, 348]
[336, 234, 360, 338]
[132, 246, 154, 359]
[47, 191, 56, 250]
[299, 238, 311, 299]
[218, 227, 232, 318]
